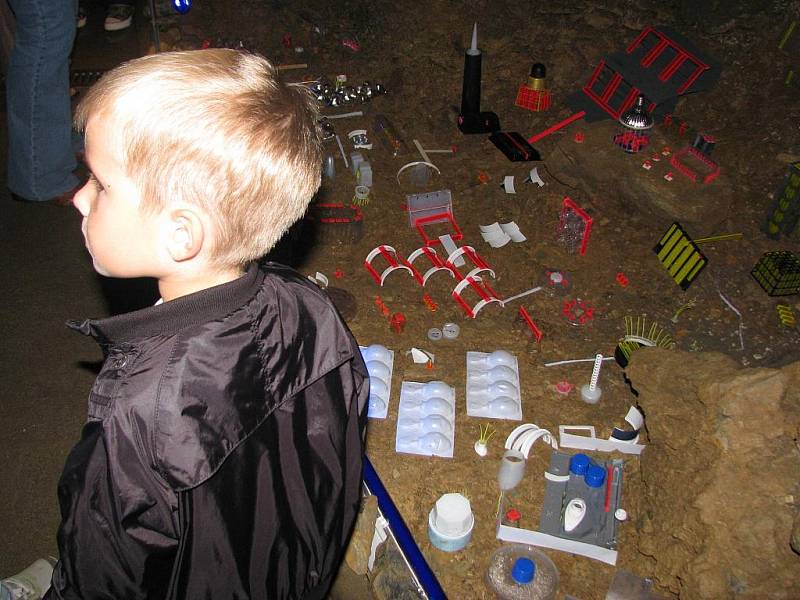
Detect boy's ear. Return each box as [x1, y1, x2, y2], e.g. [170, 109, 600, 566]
[165, 208, 204, 262]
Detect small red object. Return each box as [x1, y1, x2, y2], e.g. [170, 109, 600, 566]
[518, 307, 543, 342]
[678, 121, 689, 136]
[477, 171, 490, 184]
[281, 33, 293, 48]
[504, 508, 521, 526]
[663, 171, 674, 182]
[555, 381, 573, 394]
[450, 145, 458, 154]
[334, 269, 344, 279]
[422, 293, 438, 312]
[616, 272, 629, 287]
[342, 39, 361, 52]
[604, 465, 614, 512]
[642, 159, 653, 170]
[389, 312, 406, 333]
[201, 39, 212, 49]
[573, 131, 585, 143]
[562, 298, 594, 325]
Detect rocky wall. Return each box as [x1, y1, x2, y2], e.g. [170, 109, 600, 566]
[626, 348, 800, 599]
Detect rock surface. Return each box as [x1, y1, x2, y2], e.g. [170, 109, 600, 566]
[626, 348, 800, 599]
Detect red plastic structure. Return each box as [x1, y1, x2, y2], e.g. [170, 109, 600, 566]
[515, 86, 552, 112]
[414, 212, 463, 247]
[581, 26, 713, 120]
[518, 307, 543, 342]
[670, 146, 720, 184]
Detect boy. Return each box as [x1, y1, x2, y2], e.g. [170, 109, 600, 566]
[38, 49, 368, 599]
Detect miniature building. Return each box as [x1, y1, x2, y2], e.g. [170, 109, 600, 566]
[613, 94, 653, 153]
[751, 251, 800, 296]
[515, 63, 552, 112]
[764, 162, 800, 240]
[670, 134, 720, 184]
[568, 26, 721, 122]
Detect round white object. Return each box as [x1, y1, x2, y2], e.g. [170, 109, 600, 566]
[615, 508, 628, 521]
[580, 383, 602, 404]
[442, 322, 460, 339]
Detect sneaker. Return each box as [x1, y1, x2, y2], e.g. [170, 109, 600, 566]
[104, 4, 134, 31]
[76, 4, 87, 29]
[1, 558, 56, 600]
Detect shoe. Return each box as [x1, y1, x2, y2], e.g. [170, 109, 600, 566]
[1, 558, 56, 600]
[104, 4, 134, 31]
[77, 4, 87, 29]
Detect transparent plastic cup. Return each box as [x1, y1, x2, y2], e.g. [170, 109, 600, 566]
[486, 544, 559, 600]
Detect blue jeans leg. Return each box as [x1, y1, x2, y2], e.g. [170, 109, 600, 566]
[6, 0, 78, 201]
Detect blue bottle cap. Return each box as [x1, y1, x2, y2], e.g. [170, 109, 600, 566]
[569, 453, 590, 476]
[511, 557, 535, 584]
[585, 464, 606, 488]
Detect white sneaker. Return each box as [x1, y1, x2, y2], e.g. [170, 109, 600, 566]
[76, 5, 87, 29]
[104, 4, 134, 31]
[1, 558, 55, 600]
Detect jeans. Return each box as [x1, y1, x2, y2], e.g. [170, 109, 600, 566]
[6, 0, 78, 201]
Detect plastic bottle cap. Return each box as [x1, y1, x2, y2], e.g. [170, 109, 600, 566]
[427, 328, 443, 341]
[511, 557, 535, 584]
[585, 464, 606, 488]
[569, 453, 590, 476]
[442, 322, 460, 339]
[432, 493, 472, 536]
[505, 508, 521, 522]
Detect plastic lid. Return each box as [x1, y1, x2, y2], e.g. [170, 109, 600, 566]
[585, 464, 607, 488]
[569, 453, 590, 476]
[433, 493, 473, 536]
[511, 557, 535, 584]
[529, 63, 546, 78]
[505, 508, 521, 522]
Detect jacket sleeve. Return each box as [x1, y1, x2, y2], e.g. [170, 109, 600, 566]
[44, 420, 179, 600]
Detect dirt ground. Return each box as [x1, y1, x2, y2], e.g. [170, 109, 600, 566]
[159, 1, 799, 598]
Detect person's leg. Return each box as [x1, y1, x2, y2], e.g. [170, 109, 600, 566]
[6, 0, 78, 202]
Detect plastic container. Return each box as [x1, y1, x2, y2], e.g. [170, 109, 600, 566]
[428, 493, 474, 552]
[486, 544, 559, 600]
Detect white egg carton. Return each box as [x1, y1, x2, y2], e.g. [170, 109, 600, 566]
[395, 381, 456, 458]
[359, 344, 395, 419]
[465, 350, 522, 420]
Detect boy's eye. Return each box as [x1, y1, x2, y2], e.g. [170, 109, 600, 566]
[89, 173, 104, 192]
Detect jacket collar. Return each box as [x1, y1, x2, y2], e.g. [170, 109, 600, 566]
[68, 262, 264, 344]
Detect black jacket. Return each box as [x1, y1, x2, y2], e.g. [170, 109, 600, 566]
[45, 263, 369, 599]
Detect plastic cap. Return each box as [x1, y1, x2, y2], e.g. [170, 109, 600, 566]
[569, 453, 590, 476]
[585, 464, 606, 488]
[511, 557, 535, 584]
[433, 493, 472, 536]
[529, 63, 546, 78]
[505, 508, 521, 522]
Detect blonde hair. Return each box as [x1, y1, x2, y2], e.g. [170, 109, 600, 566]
[74, 49, 322, 268]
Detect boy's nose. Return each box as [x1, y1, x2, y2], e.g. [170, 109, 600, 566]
[72, 180, 94, 216]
